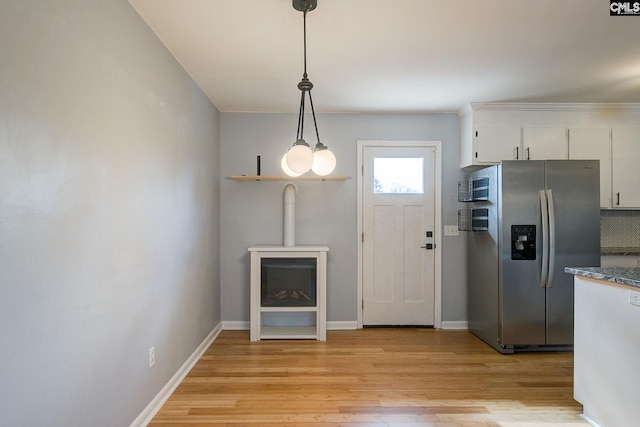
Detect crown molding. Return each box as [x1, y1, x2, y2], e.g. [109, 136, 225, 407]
[463, 102, 640, 113]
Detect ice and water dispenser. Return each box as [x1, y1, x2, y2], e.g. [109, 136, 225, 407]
[511, 225, 536, 260]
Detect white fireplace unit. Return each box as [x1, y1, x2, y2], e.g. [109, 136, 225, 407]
[249, 246, 328, 341]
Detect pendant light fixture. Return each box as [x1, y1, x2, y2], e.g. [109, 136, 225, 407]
[282, 0, 336, 177]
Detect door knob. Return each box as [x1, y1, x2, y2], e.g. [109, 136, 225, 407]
[421, 243, 435, 250]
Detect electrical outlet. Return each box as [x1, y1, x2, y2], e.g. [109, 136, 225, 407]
[629, 291, 640, 307]
[149, 346, 155, 368]
[444, 225, 459, 236]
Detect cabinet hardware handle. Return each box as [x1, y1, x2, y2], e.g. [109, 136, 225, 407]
[515, 146, 519, 160]
[526, 147, 530, 160]
[616, 192, 620, 206]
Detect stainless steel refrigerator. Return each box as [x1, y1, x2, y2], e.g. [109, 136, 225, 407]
[460, 160, 600, 354]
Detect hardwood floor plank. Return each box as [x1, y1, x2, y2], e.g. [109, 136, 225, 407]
[149, 329, 587, 426]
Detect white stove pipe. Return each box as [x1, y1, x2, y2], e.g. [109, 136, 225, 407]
[283, 183, 296, 247]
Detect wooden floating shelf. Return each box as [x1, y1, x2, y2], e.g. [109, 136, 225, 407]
[230, 175, 350, 181]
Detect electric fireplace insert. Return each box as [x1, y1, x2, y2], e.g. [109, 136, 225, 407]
[260, 257, 317, 307]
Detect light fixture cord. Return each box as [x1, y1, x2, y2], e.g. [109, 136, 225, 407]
[295, 6, 321, 145]
[303, 10, 308, 76]
[295, 10, 308, 142]
[296, 86, 305, 140]
[308, 91, 321, 146]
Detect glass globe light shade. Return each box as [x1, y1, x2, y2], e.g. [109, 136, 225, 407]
[281, 153, 303, 177]
[285, 143, 313, 174]
[311, 148, 336, 176]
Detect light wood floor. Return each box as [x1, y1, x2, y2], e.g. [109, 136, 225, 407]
[149, 328, 588, 426]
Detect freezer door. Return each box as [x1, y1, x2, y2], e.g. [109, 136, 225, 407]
[545, 160, 600, 345]
[498, 161, 546, 346]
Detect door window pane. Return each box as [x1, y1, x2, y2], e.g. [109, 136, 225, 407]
[374, 157, 423, 193]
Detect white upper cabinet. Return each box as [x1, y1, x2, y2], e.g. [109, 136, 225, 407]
[459, 104, 577, 167]
[470, 126, 568, 164]
[568, 128, 611, 208]
[459, 104, 640, 209]
[522, 127, 568, 160]
[474, 126, 521, 163]
[611, 128, 640, 209]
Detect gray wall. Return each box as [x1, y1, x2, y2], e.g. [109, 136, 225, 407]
[0, 1, 220, 426]
[220, 113, 466, 324]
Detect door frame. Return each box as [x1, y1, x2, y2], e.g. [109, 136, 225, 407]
[356, 140, 443, 329]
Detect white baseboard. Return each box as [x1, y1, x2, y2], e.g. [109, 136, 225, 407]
[130, 322, 222, 427]
[221, 321, 358, 331]
[328, 321, 357, 330]
[580, 414, 602, 427]
[222, 321, 464, 331]
[221, 321, 463, 331]
[440, 321, 468, 330]
[222, 320, 249, 330]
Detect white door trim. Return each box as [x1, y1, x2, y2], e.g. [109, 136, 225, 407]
[356, 140, 443, 329]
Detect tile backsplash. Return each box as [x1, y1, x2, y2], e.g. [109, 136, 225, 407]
[601, 210, 640, 248]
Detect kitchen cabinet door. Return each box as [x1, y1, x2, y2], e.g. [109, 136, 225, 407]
[522, 127, 568, 160]
[569, 128, 611, 208]
[474, 126, 521, 163]
[612, 128, 640, 208]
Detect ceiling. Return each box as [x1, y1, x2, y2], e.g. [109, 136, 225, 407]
[129, 0, 640, 114]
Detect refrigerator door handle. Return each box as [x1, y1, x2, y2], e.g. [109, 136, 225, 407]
[539, 190, 549, 288]
[546, 189, 556, 288]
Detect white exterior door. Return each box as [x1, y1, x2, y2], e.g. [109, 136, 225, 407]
[362, 146, 436, 325]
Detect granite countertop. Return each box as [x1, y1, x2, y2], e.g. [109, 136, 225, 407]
[565, 267, 640, 288]
[601, 247, 640, 256]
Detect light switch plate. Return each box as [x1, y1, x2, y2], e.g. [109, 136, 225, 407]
[444, 225, 459, 236]
[629, 290, 640, 307]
